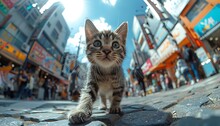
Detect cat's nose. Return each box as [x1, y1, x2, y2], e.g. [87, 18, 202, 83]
[102, 49, 111, 55]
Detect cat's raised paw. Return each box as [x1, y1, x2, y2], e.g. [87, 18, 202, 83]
[68, 109, 91, 124]
[109, 106, 121, 114]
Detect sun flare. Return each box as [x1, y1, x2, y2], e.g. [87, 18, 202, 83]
[41, 0, 84, 22]
[60, 0, 84, 22]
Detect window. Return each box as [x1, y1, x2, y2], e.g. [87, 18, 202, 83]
[31, 12, 37, 20]
[186, 0, 208, 21]
[18, 7, 28, 17]
[54, 12, 57, 17]
[51, 29, 59, 40]
[26, 15, 34, 25]
[56, 21, 62, 31]
[47, 22, 51, 27]
[25, 1, 33, 11]
[17, 31, 27, 42]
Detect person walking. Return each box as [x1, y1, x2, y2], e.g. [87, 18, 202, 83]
[69, 66, 79, 100]
[182, 46, 200, 82]
[176, 55, 195, 85]
[159, 71, 166, 91]
[17, 70, 29, 99]
[43, 78, 50, 100]
[213, 49, 220, 73]
[26, 72, 34, 100]
[165, 73, 173, 90]
[132, 63, 146, 96]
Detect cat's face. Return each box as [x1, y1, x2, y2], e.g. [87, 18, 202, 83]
[85, 19, 128, 68]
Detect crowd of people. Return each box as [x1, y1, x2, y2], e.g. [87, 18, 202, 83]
[1, 45, 220, 99]
[0, 65, 69, 100]
[126, 45, 220, 97]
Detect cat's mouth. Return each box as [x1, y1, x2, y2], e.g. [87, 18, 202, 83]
[103, 56, 111, 60]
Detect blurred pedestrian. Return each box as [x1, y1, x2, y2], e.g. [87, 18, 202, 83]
[159, 71, 166, 91]
[51, 80, 57, 100]
[69, 66, 79, 100]
[17, 70, 29, 99]
[26, 72, 34, 100]
[176, 55, 195, 85]
[182, 46, 200, 82]
[213, 49, 220, 73]
[165, 73, 173, 90]
[43, 78, 50, 100]
[132, 63, 146, 96]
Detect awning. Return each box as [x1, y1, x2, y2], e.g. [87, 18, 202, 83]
[60, 79, 70, 85]
[148, 51, 179, 73]
[53, 73, 70, 85]
[39, 66, 53, 75]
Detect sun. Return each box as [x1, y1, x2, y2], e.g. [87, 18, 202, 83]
[60, 0, 84, 22]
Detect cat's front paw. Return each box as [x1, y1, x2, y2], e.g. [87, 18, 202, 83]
[68, 109, 91, 124]
[109, 106, 121, 114]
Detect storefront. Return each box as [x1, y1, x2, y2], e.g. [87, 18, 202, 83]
[193, 4, 220, 76]
[27, 41, 68, 84]
[195, 4, 220, 55]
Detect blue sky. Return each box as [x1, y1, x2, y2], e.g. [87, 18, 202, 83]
[42, 0, 147, 77]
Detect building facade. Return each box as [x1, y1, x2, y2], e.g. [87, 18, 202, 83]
[27, 2, 70, 79]
[0, 0, 44, 66]
[134, 0, 220, 87]
[0, 0, 70, 85]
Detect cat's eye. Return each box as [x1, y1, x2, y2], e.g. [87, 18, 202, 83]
[112, 41, 120, 49]
[93, 40, 102, 47]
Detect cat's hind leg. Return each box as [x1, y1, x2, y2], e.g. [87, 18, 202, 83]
[99, 95, 107, 110]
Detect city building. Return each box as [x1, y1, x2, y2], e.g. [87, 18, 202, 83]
[0, 0, 45, 67]
[132, 0, 180, 84]
[132, 15, 152, 69]
[160, 0, 219, 77]
[27, 2, 70, 81]
[0, 1, 71, 85]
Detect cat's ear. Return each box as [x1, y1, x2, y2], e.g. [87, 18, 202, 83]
[85, 19, 99, 42]
[115, 22, 128, 44]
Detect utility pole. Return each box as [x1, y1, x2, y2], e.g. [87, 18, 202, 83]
[75, 36, 85, 67]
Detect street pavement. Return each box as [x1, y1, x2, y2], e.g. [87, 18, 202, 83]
[0, 74, 220, 126]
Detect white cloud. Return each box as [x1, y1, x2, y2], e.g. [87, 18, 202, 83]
[102, 0, 117, 6]
[92, 17, 112, 31]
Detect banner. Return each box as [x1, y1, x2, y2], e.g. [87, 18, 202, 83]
[28, 42, 61, 75]
[194, 4, 220, 37]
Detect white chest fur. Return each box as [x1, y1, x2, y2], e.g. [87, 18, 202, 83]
[98, 81, 113, 98]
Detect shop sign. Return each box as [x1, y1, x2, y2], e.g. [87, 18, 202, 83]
[0, 38, 26, 63]
[62, 54, 76, 75]
[164, 0, 189, 17]
[157, 36, 178, 58]
[2, 0, 18, 9]
[141, 58, 153, 74]
[150, 52, 160, 66]
[194, 4, 220, 37]
[28, 42, 61, 75]
[154, 23, 168, 46]
[171, 23, 186, 44]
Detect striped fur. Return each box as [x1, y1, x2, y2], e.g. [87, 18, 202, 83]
[68, 19, 128, 124]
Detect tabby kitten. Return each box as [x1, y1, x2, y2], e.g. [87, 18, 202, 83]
[68, 19, 128, 124]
